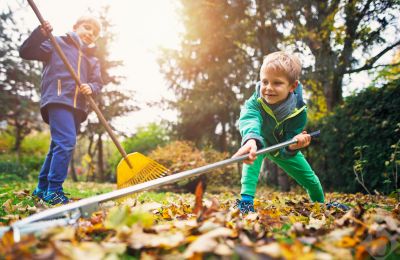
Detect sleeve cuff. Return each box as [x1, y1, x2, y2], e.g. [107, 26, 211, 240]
[280, 147, 298, 158]
[241, 133, 265, 149]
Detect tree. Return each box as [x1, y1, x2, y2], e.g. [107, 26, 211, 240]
[282, 0, 400, 112]
[83, 7, 138, 182]
[159, 0, 255, 152]
[0, 8, 42, 158]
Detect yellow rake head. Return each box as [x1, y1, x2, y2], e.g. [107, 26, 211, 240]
[116, 152, 170, 189]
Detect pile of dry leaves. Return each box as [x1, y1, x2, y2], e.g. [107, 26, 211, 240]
[1, 188, 399, 259]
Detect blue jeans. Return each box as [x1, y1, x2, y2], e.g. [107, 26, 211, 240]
[38, 104, 82, 192]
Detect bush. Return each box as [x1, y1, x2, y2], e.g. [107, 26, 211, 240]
[307, 79, 400, 194]
[149, 140, 240, 189]
[108, 123, 170, 177]
[0, 153, 42, 183]
[21, 131, 50, 155]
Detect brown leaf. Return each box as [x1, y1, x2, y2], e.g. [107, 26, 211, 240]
[335, 208, 355, 226]
[128, 230, 185, 249]
[255, 242, 282, 258]
[184, 227, 233, 258]
[193, 180, 204, 215]
[2, 199, 15, 214]
[306, 213, 326, 230]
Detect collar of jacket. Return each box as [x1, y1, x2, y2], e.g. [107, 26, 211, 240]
[62, 32, 97, 56]
[258, 97, 306, 123]
[255, 81, 306, 123]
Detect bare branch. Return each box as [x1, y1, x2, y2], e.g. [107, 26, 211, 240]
[345, 39, 400, 74]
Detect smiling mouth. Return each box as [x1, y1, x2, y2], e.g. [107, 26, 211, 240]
[83, 36, 91, 43]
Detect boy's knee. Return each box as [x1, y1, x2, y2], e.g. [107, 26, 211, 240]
[54, 137, 76, 152]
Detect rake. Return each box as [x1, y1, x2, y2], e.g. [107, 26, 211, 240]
[5, 130, 320, 242]
[27, 0, 170, 188]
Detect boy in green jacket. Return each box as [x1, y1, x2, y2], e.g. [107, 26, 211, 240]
[232, 51, 325, 213]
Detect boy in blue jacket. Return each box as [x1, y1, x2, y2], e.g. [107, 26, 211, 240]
[20, 16, 103, 205]
[232, 51, 325, 213]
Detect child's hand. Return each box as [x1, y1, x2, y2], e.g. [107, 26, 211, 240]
[232, 139, 257, 165]
[288, 131, 311, 150]
[40, 21, 53, 37]
[79, 84, 93, 95]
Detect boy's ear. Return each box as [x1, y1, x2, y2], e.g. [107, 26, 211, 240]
[290, 80, 299, 93]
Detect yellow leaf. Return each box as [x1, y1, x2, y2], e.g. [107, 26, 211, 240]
[336, 236, 358, 248]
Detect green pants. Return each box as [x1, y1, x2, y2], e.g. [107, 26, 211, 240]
[241, 151, 325, 203]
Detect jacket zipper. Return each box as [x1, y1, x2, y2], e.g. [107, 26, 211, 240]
[57, 79, 62, 96]
[258, 97, 306, 155]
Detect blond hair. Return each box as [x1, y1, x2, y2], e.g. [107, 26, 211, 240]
[73, 15, 102, 36]
[261, 51, 302, 83]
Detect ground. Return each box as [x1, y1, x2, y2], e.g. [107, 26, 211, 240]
[0, 176, 399, 259]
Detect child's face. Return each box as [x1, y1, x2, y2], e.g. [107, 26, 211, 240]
[73, 22, 100, 45]
[260, 67, 297, 105]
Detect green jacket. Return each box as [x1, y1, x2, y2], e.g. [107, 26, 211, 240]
[238, 82, 307, 158]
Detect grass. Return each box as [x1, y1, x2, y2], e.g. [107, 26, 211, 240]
[0, 172, 116, 224]
[0, 171, 193, 225]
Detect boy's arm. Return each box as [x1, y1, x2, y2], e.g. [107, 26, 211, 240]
[19, 26, 52, 62]
[238, 89, 266, 149]
[86, 59, 103, 95]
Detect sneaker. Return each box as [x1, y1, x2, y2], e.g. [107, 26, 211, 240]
[32, 188, 46, 200]
[326, 201, 350, 211]
[235, 199, 255, 214]
[43, 190, 70, 205]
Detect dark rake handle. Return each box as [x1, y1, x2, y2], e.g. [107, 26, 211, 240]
[309, 130, 320, 138]
[27, 0, 133, 169]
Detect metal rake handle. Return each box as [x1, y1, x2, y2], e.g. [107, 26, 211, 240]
[11, 130, 320, 234]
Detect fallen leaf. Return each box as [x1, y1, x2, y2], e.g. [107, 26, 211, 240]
[184, 227, 233, 258]
[306, 213, 326, 230]
[255, 242, 282, 258]
[2, 199, 15, 213]
[193, 180, 204, 215]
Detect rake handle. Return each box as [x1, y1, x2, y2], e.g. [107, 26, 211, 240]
[27, 0, 133, 169]
[232, 130, 320, 162]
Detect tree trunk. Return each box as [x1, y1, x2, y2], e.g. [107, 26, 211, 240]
[219, 122, 227, 152]
[86, 135, 95, 182]
[13, 124, 23, 162]
[97, 134, 104, 182]
[278, 167, 290, 192]
[266, 159, 278, 187]
[69, 151, 78, 182]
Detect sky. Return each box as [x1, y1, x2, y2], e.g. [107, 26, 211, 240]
[3, 0, 182, 135]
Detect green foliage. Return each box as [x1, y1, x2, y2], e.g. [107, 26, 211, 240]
[0, 131, 50, 177]
[20, 131, 50, 155]
[0, 131, 14, 152]
[107, 123, 170, 176]
[308, 79, 400, 193]
[0, 8, 43, 153]
[123, 123, 169, 155]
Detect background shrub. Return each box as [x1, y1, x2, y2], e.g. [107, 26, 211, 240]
[307, 79, 400, 194]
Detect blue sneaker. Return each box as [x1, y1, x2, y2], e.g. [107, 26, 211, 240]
[235, 199, 255, 214]
[326, 201, 350, 211]
[43, 190, 70, 205]
[32, 188, 46, 200]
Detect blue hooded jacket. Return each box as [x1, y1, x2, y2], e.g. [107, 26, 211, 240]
[19, 27, 102, 123]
